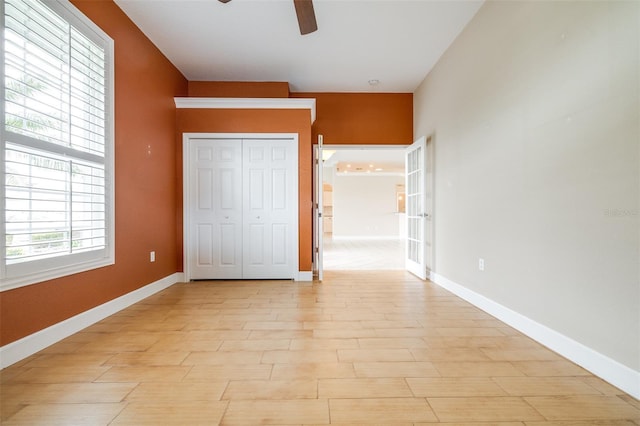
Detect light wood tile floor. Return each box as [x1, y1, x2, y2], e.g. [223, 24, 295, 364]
[323, 238, 404, 270]
[1, 271, 638, 425]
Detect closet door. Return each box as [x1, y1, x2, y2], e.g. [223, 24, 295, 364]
[243, 139, 297, 279]
[188, 139, 242, 279]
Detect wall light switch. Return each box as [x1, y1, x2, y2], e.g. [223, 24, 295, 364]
[478, 258, 485, 271]
[150, 251, 156, 262]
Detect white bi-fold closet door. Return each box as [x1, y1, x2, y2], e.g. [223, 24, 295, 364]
[186, 136, 298, 280]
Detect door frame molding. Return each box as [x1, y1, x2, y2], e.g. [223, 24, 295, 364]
[424, 134, 435, 278]
[312, 136, 323, 281]
[182, 132, 300, 281]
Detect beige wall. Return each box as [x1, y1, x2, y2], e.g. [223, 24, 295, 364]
[414, 1, 639, 371]
[333, 175, 405, 238]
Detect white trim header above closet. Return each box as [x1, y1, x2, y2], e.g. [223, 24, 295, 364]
[174, 97, 317, 123]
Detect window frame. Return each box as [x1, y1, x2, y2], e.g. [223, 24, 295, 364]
[1, 0, 115, 291]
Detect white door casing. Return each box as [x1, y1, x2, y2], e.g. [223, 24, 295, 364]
[183, 133, 299, 281]
[424, 135, 434, 275]
[405, 136, 429, 279]
[313, 135, 323, 281]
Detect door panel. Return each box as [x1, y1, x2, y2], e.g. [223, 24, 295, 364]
[243, 139, 296, 279]
[272, 169, 287, 210]
[197, 224, 213, 266]
[272, 223, 287, 265]
[219, 169, 235, 209]
[272, 146, 287, 161]
[197, 168, 213, 210]
[247, 223, 265, 265]
[220, 224, 237, 265]
[189, 139, 242, 279]
[249, 169, 265, 210]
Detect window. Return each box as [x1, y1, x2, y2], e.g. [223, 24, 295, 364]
[1, 0, 114, 291]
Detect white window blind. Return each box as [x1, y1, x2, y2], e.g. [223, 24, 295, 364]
[2, 0, 114, 290]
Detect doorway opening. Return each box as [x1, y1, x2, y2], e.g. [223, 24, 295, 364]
[320, 146, 406, 271]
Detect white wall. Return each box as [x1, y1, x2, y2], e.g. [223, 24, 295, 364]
[415, 0, 639, 377]
[333, 175, 404, 238]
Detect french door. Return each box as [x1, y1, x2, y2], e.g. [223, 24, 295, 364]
[185, 135, 298, 280]
[405, 136, 431, 279]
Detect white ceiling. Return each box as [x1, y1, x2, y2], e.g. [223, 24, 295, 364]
[323, 147, 406, 175]
[113, 0, 483, 92]
[324, 147, 405, 167]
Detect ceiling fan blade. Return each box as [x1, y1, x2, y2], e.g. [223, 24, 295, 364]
[293, 0, 317, 35]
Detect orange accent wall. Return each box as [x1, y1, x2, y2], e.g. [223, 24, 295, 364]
[0, 0, 188, 346]
[188, 81, 290, 98]
[291, 92, 413, 145]
[175, 109, 313, 272]
[0, 4, 414, 350]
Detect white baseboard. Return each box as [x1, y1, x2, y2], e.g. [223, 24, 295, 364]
[0, 272, 184, 369]
[297, 271, 313, 281]
[429, 271, 640, 399]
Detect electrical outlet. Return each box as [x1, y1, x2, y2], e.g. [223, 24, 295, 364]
[478, 258, 485, 271]
[150, 251, 156, 262]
